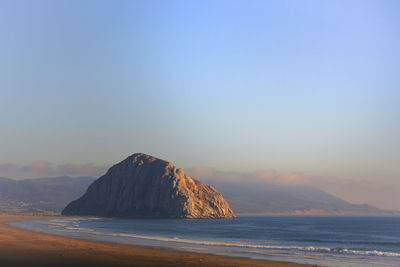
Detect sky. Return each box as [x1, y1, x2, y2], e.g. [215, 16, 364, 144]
[0, 1, 399, 208]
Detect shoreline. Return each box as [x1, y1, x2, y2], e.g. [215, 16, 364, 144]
[0, 213, 314, 267]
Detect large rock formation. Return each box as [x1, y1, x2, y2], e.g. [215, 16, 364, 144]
[62, 153, 235, 218]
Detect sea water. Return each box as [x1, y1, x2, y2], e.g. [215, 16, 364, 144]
[12, 215, 400, 267]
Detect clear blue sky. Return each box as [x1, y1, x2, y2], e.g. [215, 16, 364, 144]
[1, 0, 399, 181]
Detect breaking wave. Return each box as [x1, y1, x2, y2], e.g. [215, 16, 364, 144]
[53, 221, 400, 258]
[12, 216, 400, 267]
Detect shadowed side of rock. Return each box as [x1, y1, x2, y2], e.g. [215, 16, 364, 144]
[62, 153, 235, 218]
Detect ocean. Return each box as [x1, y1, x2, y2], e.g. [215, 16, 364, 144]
[12, 215, 400, 267]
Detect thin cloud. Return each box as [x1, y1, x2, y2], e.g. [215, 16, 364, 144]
[0, 162, 109, 179]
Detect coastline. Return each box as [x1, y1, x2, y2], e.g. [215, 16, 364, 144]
[0, 213, 314, 267]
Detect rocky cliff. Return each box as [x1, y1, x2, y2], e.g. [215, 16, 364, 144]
[62, 153, 235, 218]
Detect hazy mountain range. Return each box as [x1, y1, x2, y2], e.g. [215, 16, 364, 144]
[206, 179, 386, 214]
[0, 176, 94, 214]
[0, 175, 396, 215]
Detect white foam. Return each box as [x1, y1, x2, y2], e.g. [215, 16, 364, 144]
[21, 218, 400, 259]
[52, 225, 400, 258]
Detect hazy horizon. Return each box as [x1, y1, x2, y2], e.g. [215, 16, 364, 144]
[0, 155, 399, 211]
[1, 1, 399, 210]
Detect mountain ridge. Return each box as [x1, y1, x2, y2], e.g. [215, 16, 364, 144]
[0, 164, 397, 215]
[0, 176, 95, 213]
[201, 179, 393, 215]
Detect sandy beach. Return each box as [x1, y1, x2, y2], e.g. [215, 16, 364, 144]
[0, 213, 315, 267]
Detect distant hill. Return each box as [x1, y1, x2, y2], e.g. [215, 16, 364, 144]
[205, 179, 393, 215]
[0, 173, 395, 215]
[0, 176, 95, 214]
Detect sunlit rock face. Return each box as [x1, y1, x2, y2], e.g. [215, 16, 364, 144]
[62, 153, 235, 219]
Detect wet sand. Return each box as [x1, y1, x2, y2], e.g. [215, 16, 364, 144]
[0, 213, 314, 267]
